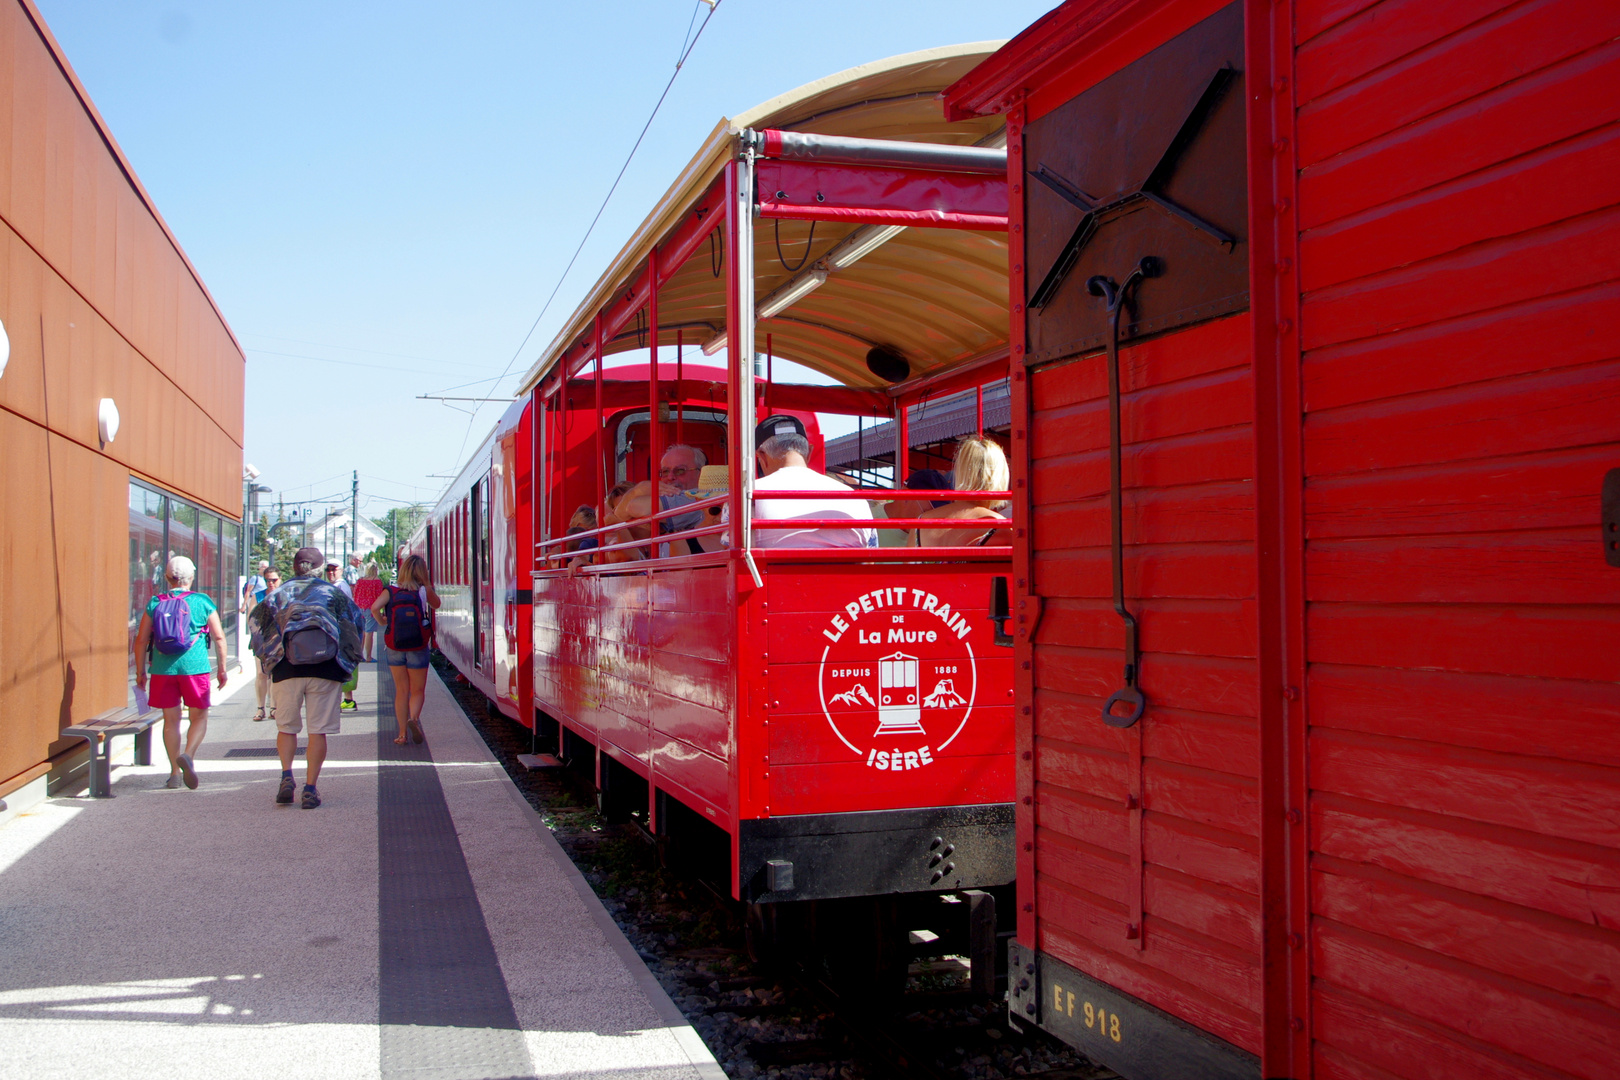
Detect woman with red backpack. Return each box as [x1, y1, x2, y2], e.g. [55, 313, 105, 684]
[132, 555, 228, 789]
[370, 553, 441, 746]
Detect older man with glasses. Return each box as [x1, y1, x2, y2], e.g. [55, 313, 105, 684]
[657, 444, 705, 491]
[606, 444, 711, 557]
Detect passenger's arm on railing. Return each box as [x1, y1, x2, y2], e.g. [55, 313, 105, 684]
[537, 493, 728, 561]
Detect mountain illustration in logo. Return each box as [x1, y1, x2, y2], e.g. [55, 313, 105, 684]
[922, 679, 967, 709]
[830, 683, 877, 708]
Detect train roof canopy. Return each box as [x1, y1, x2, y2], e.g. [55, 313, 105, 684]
[519, 44, 1009, 396]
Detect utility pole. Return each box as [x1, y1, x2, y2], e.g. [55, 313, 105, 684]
[352, 470, 360, 558]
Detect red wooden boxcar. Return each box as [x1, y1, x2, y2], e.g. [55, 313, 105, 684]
[945, 1, 1619, 1078]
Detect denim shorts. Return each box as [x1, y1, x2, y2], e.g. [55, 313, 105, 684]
[382, 645, 431, 669]
[362, 613, 381, 634]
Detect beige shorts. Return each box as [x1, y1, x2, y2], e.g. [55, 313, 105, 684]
[273, 676, 343, 735]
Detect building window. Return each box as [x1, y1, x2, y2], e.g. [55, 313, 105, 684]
[129, 480, 242, 695]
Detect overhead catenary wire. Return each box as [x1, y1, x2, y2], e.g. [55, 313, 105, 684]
[447, 0, 725, 470]
[245, 347, 500, 380]
[241, 333, 491, 370]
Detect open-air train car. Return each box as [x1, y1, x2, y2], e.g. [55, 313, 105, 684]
[945, 2, 1620, 1079]
[419, 46, 1030, 982]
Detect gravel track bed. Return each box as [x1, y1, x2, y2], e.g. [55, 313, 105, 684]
[434, 657, 1113, 1080]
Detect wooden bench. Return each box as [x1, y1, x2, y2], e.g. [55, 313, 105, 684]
[60, 706, 161, 798]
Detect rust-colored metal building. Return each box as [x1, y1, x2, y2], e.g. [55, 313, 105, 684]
[0, 0, 244, 812]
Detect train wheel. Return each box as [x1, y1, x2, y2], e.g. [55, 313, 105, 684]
[818, 896, 907, 1003]
[744, 902, 780, 968]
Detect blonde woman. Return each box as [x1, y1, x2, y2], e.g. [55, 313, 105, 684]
[913, 437, 1011, 548]
[370, 554, 441, 745]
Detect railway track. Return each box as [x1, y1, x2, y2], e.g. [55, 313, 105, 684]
[437, 659, 1114, 1080]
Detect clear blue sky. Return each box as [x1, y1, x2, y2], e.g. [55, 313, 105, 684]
[37, 1, 1052, 522]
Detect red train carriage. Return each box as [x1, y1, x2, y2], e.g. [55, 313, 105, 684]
[427, 47, 1027, 984]
[413, 395, 535, 726]
[945, 1, 1620, 1078]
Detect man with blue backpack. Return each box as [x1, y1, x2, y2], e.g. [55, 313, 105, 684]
[250, 546, 364, 809]
[133, 555, 229, 790]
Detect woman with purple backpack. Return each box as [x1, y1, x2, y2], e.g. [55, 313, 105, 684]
[133, 555, 229, 790]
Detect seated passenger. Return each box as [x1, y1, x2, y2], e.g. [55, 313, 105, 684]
[740, 415, 875, 549]
[884, 467, 953, 529]
[912, 437, 1010, 547]
[563, 505, 597, 554]
[604, 445, 712, 555]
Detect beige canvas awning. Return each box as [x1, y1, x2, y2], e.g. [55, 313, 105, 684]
[518, 43, 1009, 395]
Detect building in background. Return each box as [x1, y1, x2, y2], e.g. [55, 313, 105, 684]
[0, 0, 245, 815]
[306, 509, 386, 564]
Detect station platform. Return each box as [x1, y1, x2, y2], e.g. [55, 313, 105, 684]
[0, 660, 723, 1080]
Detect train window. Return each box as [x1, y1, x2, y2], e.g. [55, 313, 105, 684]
[481, 480, 491, 582]
[614, 408, 727, 484]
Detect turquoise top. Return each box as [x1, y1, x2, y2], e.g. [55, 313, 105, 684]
[146, 592, 217, 676]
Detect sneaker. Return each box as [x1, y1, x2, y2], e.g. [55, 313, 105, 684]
[340, 699, 358, 712]
[176, 754, 198, 790]
[164, 774, 182, 790]
[301, 785, 321, 810]
[276, 775, 296, 805]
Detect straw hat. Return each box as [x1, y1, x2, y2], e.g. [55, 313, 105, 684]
[692, 465, 730, 495]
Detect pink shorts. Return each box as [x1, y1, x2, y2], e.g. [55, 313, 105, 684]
[149, 673, 212, 710]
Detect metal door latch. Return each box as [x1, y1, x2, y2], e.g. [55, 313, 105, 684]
[1088, 257, 1162, 727]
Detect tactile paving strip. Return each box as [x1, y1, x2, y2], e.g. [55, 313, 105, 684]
[375, 659, 534, 1079]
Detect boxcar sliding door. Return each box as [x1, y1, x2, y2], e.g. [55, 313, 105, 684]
[1012, 4, 1262, 1076]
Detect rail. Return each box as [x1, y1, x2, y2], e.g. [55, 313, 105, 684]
[534, 488, 1012, 568]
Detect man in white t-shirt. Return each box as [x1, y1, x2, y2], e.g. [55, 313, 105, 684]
[738, 415, 875, 549]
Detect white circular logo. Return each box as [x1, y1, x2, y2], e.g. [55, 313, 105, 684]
[818, 586, 977, 772]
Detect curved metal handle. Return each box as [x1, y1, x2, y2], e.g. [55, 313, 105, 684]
[1102, 684, 1146, 728]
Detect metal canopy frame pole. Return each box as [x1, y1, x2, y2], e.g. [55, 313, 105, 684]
[975, 384, 984, 437]
[726, 144, 760, 585]
[895, 397, 909, 487]
[649, 246, 661, 489]
[594, 314, 606, 520]
[534, 387, 546, 558]
[676, 328, 685, 445]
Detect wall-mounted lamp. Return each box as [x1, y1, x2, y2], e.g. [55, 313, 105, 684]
[0, 317, 9, 381]
[98, 398, 120, 446]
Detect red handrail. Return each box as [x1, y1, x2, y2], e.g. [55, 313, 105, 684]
[752, 518, 1009, 530]
[535, 492, 728, 552]
[753, 488, 1009, 501]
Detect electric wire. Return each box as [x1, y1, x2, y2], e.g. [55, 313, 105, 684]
[447, 0, 725, 470]
[774, 218, 816, 272]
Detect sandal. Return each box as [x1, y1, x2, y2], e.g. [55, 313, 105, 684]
[408, 720, 424, 745]
[394, 734, 408, 746]
[252, 708, 266, 722]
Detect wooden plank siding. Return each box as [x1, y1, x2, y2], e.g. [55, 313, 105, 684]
[1030, 311, 1266, 1053]
[1292, 2, 1620, 1078]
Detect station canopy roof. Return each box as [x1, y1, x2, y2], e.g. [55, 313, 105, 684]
[519, 43, 1009, 398]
